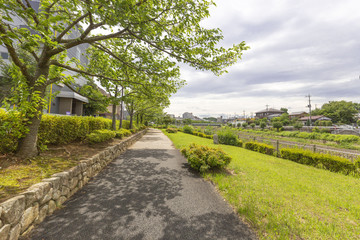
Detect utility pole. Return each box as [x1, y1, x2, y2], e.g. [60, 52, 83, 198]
[305, 94, 312, 126]
[266, 104, 269, 111]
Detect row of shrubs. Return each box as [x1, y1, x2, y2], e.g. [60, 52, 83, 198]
[0, 110, 143, 153]
[86, 129, 132, 144]
[178, 125, 213, 139]
[244, 142, 275, 156]
[181, 143, 232, 173]
[281, 148, 359, 175]
[242, 129, 360, 144]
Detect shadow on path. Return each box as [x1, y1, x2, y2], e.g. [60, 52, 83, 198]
[28, 130, 256, 240]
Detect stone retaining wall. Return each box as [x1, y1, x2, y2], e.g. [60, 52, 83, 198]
[0, 129, 147, 240]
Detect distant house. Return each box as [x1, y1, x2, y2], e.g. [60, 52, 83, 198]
[183, 112, 194, 119]
[255, 108, 284, 119]
[289, 111, 308, 120]
[299, 115, 332, 125]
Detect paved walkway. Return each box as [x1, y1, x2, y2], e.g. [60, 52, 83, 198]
[28, 129, 256, 240]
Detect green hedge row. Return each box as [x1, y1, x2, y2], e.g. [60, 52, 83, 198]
[181, 125, 213, 139]
[38, 115, 113, 145]
[280, 148, 358, 175]
[115, 129, 132, 139]
[86, 129, 116, 144]
[244, 141, 275, 156]
[181, 143, 231, 173]
[0, 111, 141, 153]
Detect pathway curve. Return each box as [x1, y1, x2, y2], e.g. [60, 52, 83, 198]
[28, 129, 256, 240]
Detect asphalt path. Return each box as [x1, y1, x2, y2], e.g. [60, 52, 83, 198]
[28, 129, 256, 240]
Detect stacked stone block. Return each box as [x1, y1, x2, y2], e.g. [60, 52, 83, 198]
[0, 130, 146, 240]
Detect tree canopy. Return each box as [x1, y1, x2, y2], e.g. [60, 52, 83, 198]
[0, 0, 248, 158]
[317, 101, 358, 124]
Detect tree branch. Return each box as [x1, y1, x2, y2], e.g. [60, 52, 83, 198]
[19, 0, 41, 25]
[127, 29, 205, 69]
[50, 60, 145, 86]
[0, 22, 31, 83]
[56, 12, 90, 41]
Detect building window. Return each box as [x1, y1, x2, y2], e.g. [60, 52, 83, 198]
[0, 52, 8, 59]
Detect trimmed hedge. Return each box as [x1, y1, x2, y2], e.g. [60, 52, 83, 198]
[0, 111, 143, 153]
[0, 109, 28, 153]
[245, 141, 275, 155]
[280, 148, 356, 174]
[38, 115, 112, 146]
[166, 128, 178, 133]
[86, 129, 116, 144]
[181, 143, 231, 173]
[115, 129, 132, 139]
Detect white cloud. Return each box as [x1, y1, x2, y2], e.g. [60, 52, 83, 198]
[165, 0, 360, 117]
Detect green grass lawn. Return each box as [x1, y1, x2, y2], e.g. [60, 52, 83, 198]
[164, 131, 360, 240]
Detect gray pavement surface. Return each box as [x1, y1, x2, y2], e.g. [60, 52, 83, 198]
[28, 129, 257, 240]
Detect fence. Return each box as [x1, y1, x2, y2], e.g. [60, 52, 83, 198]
[238, 133, 360, 162]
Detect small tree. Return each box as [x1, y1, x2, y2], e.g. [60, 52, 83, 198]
[272, 121, 283, 132]
[163, 115, 173, 128]
[242, 122, 248, 128]
[260, 122, 267, 130]
[293, 122, 303, 130]
[250, 123, 256, 129]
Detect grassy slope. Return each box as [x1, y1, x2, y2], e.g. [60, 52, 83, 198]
[164, 131, 360, 240]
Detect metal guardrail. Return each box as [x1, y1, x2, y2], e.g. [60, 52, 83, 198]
[238, 133, 360, 162]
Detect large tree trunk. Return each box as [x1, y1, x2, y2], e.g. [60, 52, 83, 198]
[15, 64, 49, 159]
[112, 104, 117, 130]
[118, 87, 124, 129]
[129, 110, 134, 129]
[119, 101, 123, 129]
[16, 115, 42, 158]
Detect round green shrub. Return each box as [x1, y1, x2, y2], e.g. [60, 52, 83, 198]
[86, 129, 116, 144]
[181, 143, 231, 173]
[217, 128, 242, 147]
[166, 128, 178, 133]
[183, 125, 194, 134]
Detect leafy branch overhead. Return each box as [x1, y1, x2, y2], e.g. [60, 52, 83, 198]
[0, 0, 248, 158]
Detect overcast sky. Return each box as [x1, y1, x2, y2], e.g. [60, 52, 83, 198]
[165, 0, 360, 118]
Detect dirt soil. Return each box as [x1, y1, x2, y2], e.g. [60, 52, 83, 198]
[0, 138, 124, 170]
[0, 138, 125, 202]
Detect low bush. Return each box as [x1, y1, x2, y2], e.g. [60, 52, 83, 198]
[245, 141, 275, 155]
[0, 109, 27, 153]
[334, 135, 360, 144]
[115, 129, 132, 138]
[280, 148, 356, 174]
[217, 128, 242, 147]
[166, 128, 178, 133]
[183, 125, 194, 134]
[180, 143, 231, 173]
[86, 129, 116, 144]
